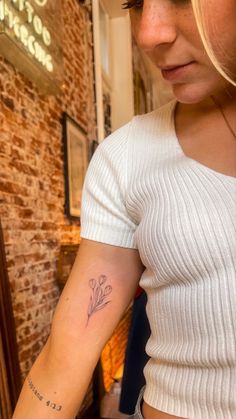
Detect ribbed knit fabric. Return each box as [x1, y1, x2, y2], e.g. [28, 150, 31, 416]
[81, 101, 236, 419]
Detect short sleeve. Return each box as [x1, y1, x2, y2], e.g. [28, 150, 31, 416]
[80, 122, 137, 249]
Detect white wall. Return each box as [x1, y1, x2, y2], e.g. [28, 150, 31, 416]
[110, 15, 134, 131]
[92, 0, 105, 142]
[93, 1, 134, 139]
[93, 0, 172, 141]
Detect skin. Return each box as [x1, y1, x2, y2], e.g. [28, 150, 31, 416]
[129, 0, 236, 104]
[12, 2, 236, 419]
[128, 0, 236, 186]
[13, 240, 144, 419]
[129, 0, 236, 417]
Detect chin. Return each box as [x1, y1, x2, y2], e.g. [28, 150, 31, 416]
[171, 81, 218, 104]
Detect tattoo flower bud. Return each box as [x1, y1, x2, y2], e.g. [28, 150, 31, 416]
[99, 275, 107, 285]
[89, 278, 96, 289]
[87, 275, 113, 325]
[104, 285, 112, 296]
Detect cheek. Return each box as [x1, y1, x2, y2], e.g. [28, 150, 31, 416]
[202, 0, 236, 74]
[210, 29, 236, 78]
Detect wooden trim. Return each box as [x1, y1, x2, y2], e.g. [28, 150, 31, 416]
[0, 220, 22, 411]
[92, 0, 105, 142]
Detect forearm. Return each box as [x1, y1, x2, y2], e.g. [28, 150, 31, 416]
[13, 298, 127, 419]
[13, 337, 98, 419]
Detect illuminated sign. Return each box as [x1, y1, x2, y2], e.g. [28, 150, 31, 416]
[0, 0, 63, 93]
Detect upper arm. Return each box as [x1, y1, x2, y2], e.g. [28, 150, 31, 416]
[50, 239, 144, 361]
[49, 127, 142, 362]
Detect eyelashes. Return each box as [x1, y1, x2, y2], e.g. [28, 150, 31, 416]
[122, 0, 190, 10]
[122, 0, 143, 9]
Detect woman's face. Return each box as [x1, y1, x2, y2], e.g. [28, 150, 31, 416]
[128, 0, 236, 104]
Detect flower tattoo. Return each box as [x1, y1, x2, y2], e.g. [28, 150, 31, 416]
[87, 275, 112, 325]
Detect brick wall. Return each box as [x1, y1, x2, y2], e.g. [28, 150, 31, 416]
[0, 0, 96, 379]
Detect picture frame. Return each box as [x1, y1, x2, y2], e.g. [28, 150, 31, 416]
[57, 243, 80, 286]
[62, 113, 89, 220]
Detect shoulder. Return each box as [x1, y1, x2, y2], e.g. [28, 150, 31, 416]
[136, 99, 175, 121]
[91, 99, 176, 171]
[98, 99, 176, 154]
[101, 99, 176, 144]
[131, 100, 176, 136]
[98, 121, 132, 152]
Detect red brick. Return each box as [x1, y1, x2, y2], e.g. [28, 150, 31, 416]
[0, 180, 28, 195]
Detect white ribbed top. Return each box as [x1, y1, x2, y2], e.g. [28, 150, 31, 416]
[81, 101, 236, 419]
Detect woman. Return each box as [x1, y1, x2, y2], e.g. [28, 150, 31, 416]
[13, 0, 236, 418]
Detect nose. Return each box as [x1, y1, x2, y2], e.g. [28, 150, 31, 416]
[134, 3, 178, 51]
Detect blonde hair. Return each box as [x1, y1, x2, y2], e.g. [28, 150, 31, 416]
[191, 0, 236, 86]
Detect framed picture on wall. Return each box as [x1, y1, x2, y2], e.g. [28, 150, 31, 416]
[62, 113, 89, 221]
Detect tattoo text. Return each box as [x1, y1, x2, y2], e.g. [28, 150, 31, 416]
[27, 376, 62, 412]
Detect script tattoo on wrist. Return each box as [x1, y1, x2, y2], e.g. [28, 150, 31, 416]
[27, 376, 62, 412]
[87, 275, 112, 325]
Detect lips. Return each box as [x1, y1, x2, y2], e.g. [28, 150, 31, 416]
[160, 64, 187, 70]
[160, 61, 195, 81]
